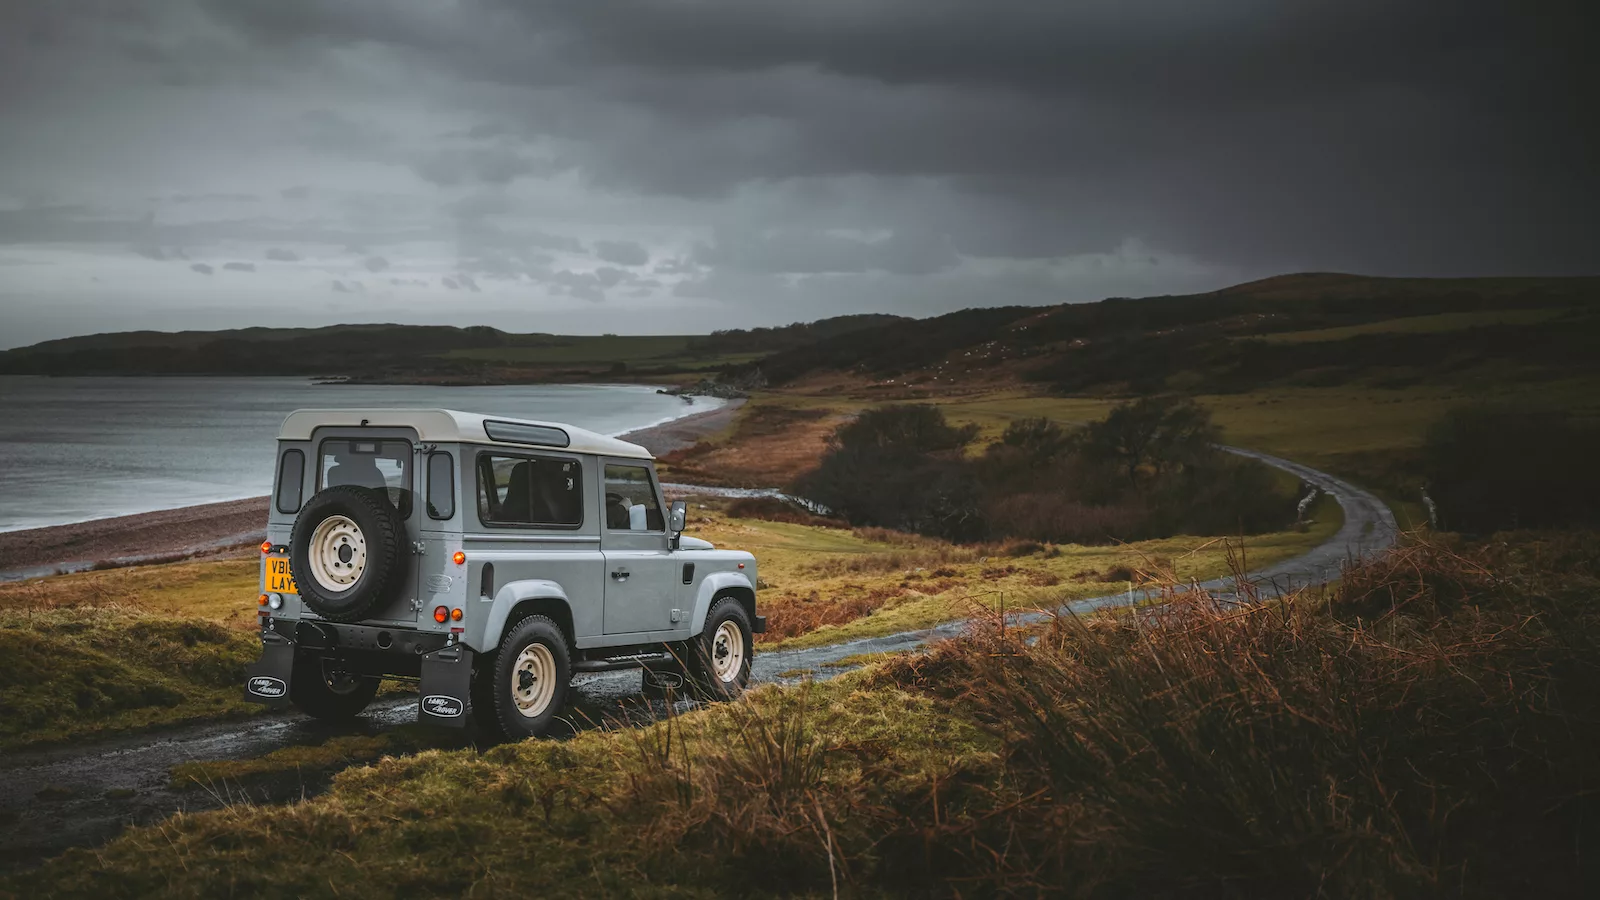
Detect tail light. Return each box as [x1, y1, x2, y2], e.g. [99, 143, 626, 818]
[433, 606, 449, 623]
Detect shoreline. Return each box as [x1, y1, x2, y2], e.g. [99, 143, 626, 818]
[0, 399, 745, 582]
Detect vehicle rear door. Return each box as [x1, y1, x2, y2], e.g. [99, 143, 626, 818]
[308, 427, 422, 625]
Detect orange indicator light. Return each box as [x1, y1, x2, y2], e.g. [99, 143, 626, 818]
[451, 607, 463, 621]
[452, 551, 466, 565]
[260, 540, 273, 554]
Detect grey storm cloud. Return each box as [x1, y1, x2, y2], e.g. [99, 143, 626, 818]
[595, 240, 649, 267]
[693, 228, 956, 276]
[412, 147, 554, 187]
[199, 0, 1596, 275]
[222, 261, 255, 272]
[364, 255, 389, 272]
[189, 263, 214, 275]
[0, 0, 1594, 348]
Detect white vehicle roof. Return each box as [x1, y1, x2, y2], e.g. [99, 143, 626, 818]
[278, 408, 653, 459]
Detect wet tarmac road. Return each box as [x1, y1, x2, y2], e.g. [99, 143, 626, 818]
[0, 447, 1397, 872]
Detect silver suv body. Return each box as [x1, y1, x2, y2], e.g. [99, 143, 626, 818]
[243, 408, 761, 738]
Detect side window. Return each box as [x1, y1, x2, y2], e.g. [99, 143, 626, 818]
[426, 452, 454, 520]
[275, 449, 305, 514]
[477, 454, 582, 527]
[317, 439, 412, 519]
[604, 464, 663, 531]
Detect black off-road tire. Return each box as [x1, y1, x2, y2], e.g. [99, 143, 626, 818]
[488, 615, 572, 740]
[290, 653, 380, 720]
[689, 596, 753, 700]
[290, 485, 408, 622]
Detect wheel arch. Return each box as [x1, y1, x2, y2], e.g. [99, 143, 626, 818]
[472, 579, 574, 655]
[691, 571, 756, 634]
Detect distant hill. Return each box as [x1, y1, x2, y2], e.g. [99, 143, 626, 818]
[750, 273, 1600, 393]
[0, 316, 902, 381]
[3, 274, 1594, 389]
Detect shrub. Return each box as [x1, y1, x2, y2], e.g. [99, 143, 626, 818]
[723, 496, 840, 528]
[803, 399, 1293, 545]
[1424, 406, 1600, 532]
[797, 405, 985, 541]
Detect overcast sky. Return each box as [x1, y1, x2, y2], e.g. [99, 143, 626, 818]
[1, 1, 1593, 348]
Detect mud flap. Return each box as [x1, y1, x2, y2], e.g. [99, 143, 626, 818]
[243, 632, 295, 708]
[419, 644, 473, 727]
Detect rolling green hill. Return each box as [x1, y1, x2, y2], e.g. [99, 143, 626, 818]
[3, 274, 1594, 388]
[751, 273, 1600, 393]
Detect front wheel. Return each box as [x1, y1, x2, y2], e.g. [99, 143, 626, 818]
[290, 653, 379, 720]
[486, 615, 571, 740]
[689, 596, 753, 700]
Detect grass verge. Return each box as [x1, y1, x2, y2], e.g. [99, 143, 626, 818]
[0, 607, 260, 753]
[12, 530, 1596, 897]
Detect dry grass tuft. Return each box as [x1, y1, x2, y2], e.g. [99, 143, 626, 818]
[867, 531, 1600, 895]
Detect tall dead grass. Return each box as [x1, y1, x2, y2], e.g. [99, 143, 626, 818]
[873, 531, 1600, 895]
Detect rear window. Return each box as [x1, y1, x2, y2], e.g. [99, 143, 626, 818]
[477, 454, 582, 527]
[426, 452, 454, 520]
[275, 449, 305, 514]
[318, 439, 412, 519]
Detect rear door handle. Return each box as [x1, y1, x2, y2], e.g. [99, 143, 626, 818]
[611, 568, 630, 581]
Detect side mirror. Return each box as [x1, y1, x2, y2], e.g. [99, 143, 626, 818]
[668, 500, 687, 550]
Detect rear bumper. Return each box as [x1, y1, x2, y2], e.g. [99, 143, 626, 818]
[264, 619, 452, 678]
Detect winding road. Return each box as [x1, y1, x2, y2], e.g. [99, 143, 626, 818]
[0, 447, 1398, 871]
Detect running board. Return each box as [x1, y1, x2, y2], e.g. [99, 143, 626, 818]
[572, 651, 677, 673]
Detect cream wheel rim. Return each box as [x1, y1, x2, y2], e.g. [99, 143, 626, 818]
[711, 621, 745, 683]
[308, 515, 366, 593]
[511, 643, 558, 718]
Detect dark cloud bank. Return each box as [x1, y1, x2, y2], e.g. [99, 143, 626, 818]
[0, 0, 1593, 345]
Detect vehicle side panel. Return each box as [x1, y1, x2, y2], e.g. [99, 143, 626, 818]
[459, 445, 602, 650]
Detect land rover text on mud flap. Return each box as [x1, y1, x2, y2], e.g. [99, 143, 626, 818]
[243, 408, 763, 739]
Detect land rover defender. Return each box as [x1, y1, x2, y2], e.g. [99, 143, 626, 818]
[243, 408, 762, 739]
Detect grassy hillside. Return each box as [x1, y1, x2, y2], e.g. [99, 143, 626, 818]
[13, 531, 1597, 898]
[0, 500, 1336, 751]
[0, 317, 898, 382]
[752, 273, 1600, 391]
[11, 274, 1593, 387]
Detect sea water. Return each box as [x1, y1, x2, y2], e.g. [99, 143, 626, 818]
[0, 376, 720, 531]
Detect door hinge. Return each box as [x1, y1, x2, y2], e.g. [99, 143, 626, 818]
[411, 541, 426, 555]
[670, 608, 682, 623]
[410, 598, 423, 612]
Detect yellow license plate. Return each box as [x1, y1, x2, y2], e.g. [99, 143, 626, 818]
[265, 557, 298, 595]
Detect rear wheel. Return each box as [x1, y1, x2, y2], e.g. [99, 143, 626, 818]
[290, 653, 379, 720]
[487, 615, 571, 740]
[689, 596, 753, 700]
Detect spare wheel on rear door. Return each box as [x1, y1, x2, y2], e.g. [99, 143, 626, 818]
[290, 485, 408, 622]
